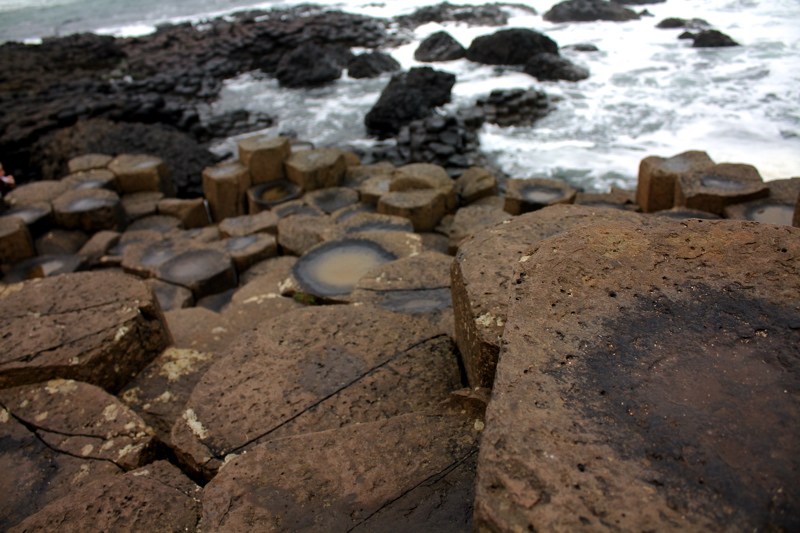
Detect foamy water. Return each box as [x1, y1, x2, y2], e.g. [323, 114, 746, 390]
[2, 0, 799, 191]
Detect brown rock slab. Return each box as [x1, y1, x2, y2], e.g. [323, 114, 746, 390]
[358, 174, 393, 204]
[378, 189, 449, 231]
[456, 166, 497, 204]
[0, 271, 170, 392]
[67, 153, 113, 173]
[2, 201, 53, 237]
[77, 229, 120, 265]
[239, 255, 297, 285]
[338, 211, 414, 234]
[120, 236, 194, 279]
[391, 162, 457, 210]
[238, 134, 291, 184]
[277, 213, 337, 256]
[451, 204, 645, 388]
[108, 153, 173, 195]
[35, 229, 88, 256]
[127, 214, 182, 233]
[146, 278, 194, 311]
[575, 187, 639, 210]
[345, 160, 395, 187]
[636, 150, 715, 212]
[675, 162, 769, 214]
[0, 402, 120, 530]
[120, 347, 215, 444]
[218, 233, 278, 274]
[0, 216, 35, 264]
[202, 160, 250, 222]
[155, 248, 237, 299]
[448, 204, 512, 253]
[503, 177, 577, 215]
[4, 180, 68, 207]
[218, 210, 278, 238]
[51, 188, 124, 231]
[272, 198, 325, 218]
[202, 412, 479, 531]
[285, 148, 347, 191]
[9, 460, 200, 533]
[171, 305, 458, 479]
[0, 379, 156, 471]
[157, 197, 209, 229]
[476, 219, 800, 532]
[163, 307, 234, 355]
[121, 191, 164, 221]
[2, 254, 85, 282]
[223, 263, 303, 333]
[62, 168, 117, 191]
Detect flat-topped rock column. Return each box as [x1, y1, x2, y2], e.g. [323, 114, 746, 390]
[202, 160, 250, 222]
[237, 134, 291, 184]
[475, 218, 800, 531]
[451, 205, 646, 389]
[0, 270, 171, 392]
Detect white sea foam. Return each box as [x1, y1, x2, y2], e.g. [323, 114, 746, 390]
[3, 0, 799, 190]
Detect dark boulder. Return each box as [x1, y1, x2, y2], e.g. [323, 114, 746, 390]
[466, 28, 558, 66]
[524, 53, 590, 82]
[399, 3, 528, 28]
[415, 31, 467, 62]
[30, 119, 218, 198]
[347, 52, 401, 79]
[274, 43, 346, 88]
[544, 0, 640, 22]
[692, 29, 740, 47]
[612, 0, 664, 4]
[656, 17, 711, 29]
[365, 67, 456, 138]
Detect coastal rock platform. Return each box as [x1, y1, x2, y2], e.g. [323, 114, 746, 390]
[0, 137, 797, 531]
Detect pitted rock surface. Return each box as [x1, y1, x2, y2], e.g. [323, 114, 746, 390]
[0, 402, 120, 530]
[451, 204, 645, 388]
[9, 461, 200, 532]
[0, 379, 156, 471]
[475, 219, 800, 532]
[202, 413, 479, 531]
[0, 270, 170, 392]
[170, 305, 461, 479]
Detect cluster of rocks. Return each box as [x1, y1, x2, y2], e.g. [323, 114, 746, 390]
[1, 139, 798, 530]
[656, 16, 740, 47]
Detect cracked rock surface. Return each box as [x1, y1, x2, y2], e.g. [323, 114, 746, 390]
[170, 304, 463, 480]
[202, 412, 480, 532]
[0, 270, 171, 392]
[476, 218, 800, 531]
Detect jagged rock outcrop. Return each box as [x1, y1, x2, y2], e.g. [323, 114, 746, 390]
[365, 67, 456, 137]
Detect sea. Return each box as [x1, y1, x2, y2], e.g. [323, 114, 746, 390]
[1, 0, 799, 192]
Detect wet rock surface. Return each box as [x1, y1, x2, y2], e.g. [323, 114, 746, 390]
[476, 218, 800, 532]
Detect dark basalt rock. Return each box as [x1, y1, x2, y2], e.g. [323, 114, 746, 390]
[399, 2, 531, 28]
[365, 67, 456, 138]
[692, 29, 740, 48]
[476, 88, 550, 127]
[524, 52, 590, 82]
[275, 43, 347, 88]
[466, 28, 558, 65]
[347, 52, 401, 79]
[544, 0, 640, 22]
[31, 119, 217, 198]
[415, 31, 466, 62]
[656, 17, 711, 29]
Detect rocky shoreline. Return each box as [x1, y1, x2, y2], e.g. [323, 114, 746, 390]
[0, 1, 796, 531]
[0, 129, 798, 530]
